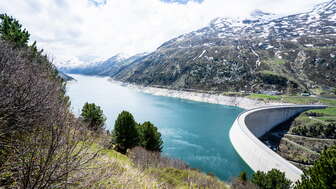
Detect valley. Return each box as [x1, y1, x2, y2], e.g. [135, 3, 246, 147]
[1, 0, 336, 188]
[60, 1, 336, 96]
[59, 1, 336, 184]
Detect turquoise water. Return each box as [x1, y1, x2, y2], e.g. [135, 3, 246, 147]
[66, 74, 253, 181]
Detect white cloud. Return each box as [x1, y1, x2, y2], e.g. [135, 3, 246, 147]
[0, 0, 329, 66]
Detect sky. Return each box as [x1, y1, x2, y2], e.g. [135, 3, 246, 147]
[0, 0, 330, 66]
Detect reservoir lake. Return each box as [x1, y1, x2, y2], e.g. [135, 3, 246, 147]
[66, 74, 253, 181]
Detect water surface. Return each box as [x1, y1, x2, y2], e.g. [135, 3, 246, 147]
[66, 74, 253, 180]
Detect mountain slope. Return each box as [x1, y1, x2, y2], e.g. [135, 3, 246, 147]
[113, 0, 336, 94]
[59, 53, 148, 77]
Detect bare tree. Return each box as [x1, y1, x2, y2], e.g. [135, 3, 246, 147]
[0, 40, 97, 188]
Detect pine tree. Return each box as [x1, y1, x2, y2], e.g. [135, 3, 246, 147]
[81, 102, 106, 131]
[138, 121, 163, 152]
[295, 145, 336, 189]
[0, 14, 30, 47]
[113, 111, 139, 153]
[251, 169, 292, 189]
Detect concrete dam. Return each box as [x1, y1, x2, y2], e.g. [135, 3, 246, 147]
[229, 105, 327, 182]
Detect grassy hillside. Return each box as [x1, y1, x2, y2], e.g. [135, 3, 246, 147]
[246, 94, 336, 106]
[71, 138, 229, 189]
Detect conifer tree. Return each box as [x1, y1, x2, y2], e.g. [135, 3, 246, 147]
[113, 111, 139, 153]
[138, 121, 163, 152]
[295, 145, 336, 189]
[81, 102, 106, 131]
[0, 14, 30, 47]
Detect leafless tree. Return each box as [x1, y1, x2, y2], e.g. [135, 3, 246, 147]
[0, 40, 97, 188]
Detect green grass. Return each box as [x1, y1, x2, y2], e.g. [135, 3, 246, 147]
[316, 117, 336, 123]
[264, 58, 285, 65]
[146, 168, 228, 189]
[88, 143, 132, 164]
[306, 107, 336, 116]
[282, 96, 320, 104]
[146, 168, 189, 187]
[248, 94, 282, 101]
[304, 107, 336, 124]
[295, 116, 323, 126]
[247, 93, 336, 107]
[318, 98, 336, 106]
[75, 142, 229, 188]
[280, 96, 336, 106]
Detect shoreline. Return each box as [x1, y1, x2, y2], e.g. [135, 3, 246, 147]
[108, 79, 290, 110]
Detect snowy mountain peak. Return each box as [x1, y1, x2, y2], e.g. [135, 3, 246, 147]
[209, 9, 278, 31]
[313, 0, 336, 12]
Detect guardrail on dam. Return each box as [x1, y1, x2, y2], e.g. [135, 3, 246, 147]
[229, 105, 327, 182]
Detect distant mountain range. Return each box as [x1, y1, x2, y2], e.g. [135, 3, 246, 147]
[59, 53, 148, 77]
[59, 0, 336, 94]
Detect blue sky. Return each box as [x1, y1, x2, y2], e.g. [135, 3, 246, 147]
[0, 0, 330, 67]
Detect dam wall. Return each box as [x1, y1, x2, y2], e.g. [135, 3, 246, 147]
[229, 105, 327, 182]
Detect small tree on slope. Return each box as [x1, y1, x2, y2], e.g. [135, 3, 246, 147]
[81, 102, 106, 131]
[138, 121, 163, 152]
[113, 111, 139, 153]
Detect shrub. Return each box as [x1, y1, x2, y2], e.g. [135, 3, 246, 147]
[127, 146, 188, 170]
[81, 102, 106, 131]
[239, 171, 247, 182]
[138, 121, 163, 152]
[251, 169, 292, 189]
[231, 178, 258, 189]
[295, 145, 336, 189]
[291, 123, 336, 139]
[257, 71, 288, 87]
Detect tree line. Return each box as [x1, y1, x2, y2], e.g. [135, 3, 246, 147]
[80, 103, 163, 154]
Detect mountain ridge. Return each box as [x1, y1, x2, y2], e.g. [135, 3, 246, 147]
[61, 0, 336, 94]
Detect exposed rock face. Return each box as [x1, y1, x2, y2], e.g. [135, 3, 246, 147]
[63, 0, 336, 93]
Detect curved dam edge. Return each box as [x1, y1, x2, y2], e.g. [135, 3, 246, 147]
[229, 105, 327, 182]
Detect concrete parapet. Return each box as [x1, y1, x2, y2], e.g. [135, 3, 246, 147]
[229, 105, 327, 182]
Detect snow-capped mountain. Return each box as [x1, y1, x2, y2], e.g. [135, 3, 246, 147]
[158, 0, 336, 50]
[59, 53, 148, 77]
[112, 0, 336, 93]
